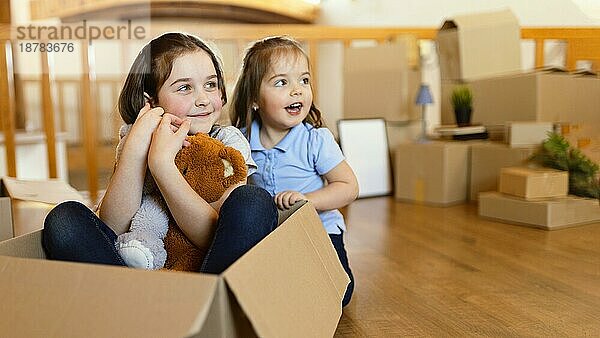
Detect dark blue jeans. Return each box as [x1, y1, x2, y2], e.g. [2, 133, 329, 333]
[43, 185, 278, 274]
[330, 233, 354, 307]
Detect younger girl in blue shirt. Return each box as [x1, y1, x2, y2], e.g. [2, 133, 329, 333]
[230, 36, 359, 307]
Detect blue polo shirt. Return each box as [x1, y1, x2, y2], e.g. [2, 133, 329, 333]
[248, 120, 347, 234]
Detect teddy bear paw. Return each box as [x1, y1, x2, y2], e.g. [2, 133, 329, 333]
[117, 239, 155, 269]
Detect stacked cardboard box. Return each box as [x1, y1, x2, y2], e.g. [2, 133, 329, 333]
[469, 142, 537, 201]
[0, 200, 349, 336]
[479, 192, 600, 230]
[437, 9, 522, 125]
[505, 122, 554, 147]
[470, 71, 600, 126]
[344, 37, 421, 122]
[498, 167, 568, 199]
[0, 177, 86, 240]
[394, 141, 471, 206]
[479, 166, 600, 229]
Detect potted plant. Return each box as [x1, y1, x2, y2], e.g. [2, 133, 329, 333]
[451, 85, 473, 127]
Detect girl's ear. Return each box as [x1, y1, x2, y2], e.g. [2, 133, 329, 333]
[143, 92, 156, 108]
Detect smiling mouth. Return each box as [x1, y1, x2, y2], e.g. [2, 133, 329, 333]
[285, 102, 303, 115]
[188, 111, 213, 118]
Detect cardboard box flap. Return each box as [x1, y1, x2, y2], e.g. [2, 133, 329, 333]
[0, 256, 219, 338]
[437, 9, 521, 81]
[442, 9, 519, 31]
[0, 230, 45, 259]
[222, 202, 349, 338]
[1, 176, 84, 204]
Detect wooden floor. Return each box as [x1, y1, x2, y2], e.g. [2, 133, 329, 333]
[334, 197, 600, 337]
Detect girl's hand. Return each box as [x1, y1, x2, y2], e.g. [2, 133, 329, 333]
[126, 103, 186, 159]
[274, 190, 306, 210]
[147, 113, 190, 174]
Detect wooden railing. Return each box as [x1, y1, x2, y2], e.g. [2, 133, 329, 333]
[29, 0, 320, 23]
[1, 24, 599, 202]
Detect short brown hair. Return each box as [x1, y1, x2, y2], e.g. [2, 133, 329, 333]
[118, 32, 227, 124]
[230, 36, 322, 139]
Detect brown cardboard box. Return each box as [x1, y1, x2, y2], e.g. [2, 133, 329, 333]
[498, 167, 568, 199]
[0, 177, 86, 239]
[505, 121, 553, 147]
[470, 142, 537, 201]
[0, 201, 349, 337]
[471, 71, 600, 125]
[0, 197, 11, 241]
[479, 192, 600, 230]
[437, 9, 521, 81]
[344, 41, 421, 122]
[395, 141, 471, 206]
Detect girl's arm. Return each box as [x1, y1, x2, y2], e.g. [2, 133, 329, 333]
[99, 104, 169, 235]
[275, 160, 359, 211]
[148, 116, 219, 249]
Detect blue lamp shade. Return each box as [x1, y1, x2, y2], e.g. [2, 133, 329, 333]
[415, 84, 433, 105]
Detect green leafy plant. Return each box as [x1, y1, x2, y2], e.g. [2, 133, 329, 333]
[451, 85, 473, 110]
[529, 132, 600, 199]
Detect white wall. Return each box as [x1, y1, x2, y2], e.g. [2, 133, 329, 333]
[316, 0, 600, 26]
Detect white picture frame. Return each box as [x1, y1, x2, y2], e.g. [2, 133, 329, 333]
[337, 118, 392, 198]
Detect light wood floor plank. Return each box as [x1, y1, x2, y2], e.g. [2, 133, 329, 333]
[335, 197, 600, 337]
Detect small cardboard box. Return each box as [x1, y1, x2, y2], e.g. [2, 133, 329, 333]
[470, 142, 537, 201]
[437, 9, 521, 81]
[344, 41, 421, 122]
[394, 141, 471, 206]
[0, 177, 86, 239]
[505, 121, 553, 147]
[479, 191, 600, 230]
[0, 201, 349, 337]
[498, 167, 568, 199]
[471, 71, 600, 126]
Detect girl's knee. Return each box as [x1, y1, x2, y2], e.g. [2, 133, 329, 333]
[224, 185, 276, 213]
[44, 201, 93, 242]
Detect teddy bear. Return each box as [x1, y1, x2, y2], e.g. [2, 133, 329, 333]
[115, 131, 247, 271]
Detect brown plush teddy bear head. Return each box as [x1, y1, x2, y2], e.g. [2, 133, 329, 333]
[164, 133, 247, 271]
[174, 133, 247, 203]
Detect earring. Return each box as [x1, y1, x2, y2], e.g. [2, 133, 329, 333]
[252, 105, 259, 112]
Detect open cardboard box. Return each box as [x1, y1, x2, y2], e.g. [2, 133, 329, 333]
[437, 9, 521, 81]
[0, 200, 350, 337]
[0, 177, 86, 241]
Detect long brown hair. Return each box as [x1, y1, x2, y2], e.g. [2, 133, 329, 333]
[230, 36, 322, 140]
[118, 32, 227, 124]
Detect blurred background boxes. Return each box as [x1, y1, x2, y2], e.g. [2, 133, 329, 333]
[498, 167, 568, 199]
[394, 141, 470, 206]
[469, 142, 537, 200]
[0, 177, 86, 240]
[505, 122, 554, 147]
[344, 38, 421, 122]
[471, 71, 600, 126]
[437, 9, 521, 81]
[479, 192, 600, 230]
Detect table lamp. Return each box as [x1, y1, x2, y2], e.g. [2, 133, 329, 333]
[415, 84, 433, 143]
